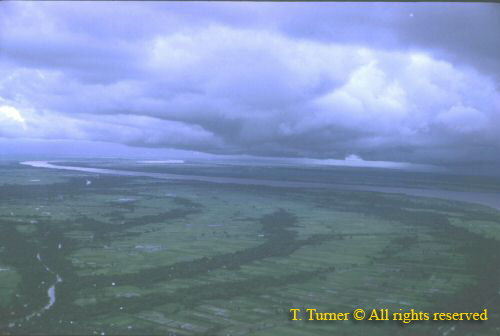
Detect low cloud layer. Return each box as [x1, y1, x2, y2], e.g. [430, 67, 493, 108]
[0, 2, 499, 169]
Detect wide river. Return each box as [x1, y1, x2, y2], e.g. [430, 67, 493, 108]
[21, 161, 500, 211]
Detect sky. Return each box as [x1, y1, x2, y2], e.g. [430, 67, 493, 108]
[0, 2, 499, 172]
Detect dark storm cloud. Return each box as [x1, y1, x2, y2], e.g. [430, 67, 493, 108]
[0, 2, 498, 168]
[268, 3, 500, 82]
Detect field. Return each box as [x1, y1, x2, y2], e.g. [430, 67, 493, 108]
[0, 160, 499, 335]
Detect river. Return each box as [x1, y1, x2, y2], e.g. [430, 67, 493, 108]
[23, 252, 63, 321]
[20, 161, 500, 211]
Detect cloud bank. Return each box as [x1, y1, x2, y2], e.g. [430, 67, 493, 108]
[0, 2, 499, 169]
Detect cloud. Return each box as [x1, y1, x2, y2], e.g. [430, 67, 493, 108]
[0, 2, 499, 170]
[0, 105, 26, 127]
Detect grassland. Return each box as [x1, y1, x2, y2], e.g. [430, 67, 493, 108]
[0, 161, 499, 335]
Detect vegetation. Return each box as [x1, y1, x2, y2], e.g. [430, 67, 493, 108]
[0, 162, 499, 335]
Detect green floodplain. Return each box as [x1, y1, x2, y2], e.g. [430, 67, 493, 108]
[0, 160, 499, 335]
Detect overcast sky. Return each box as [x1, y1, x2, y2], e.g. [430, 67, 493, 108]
[0, 2, 499, 171]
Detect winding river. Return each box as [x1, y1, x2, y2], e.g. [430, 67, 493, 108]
[20, 161, 500, 211]
[24, 253, 63, 321]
